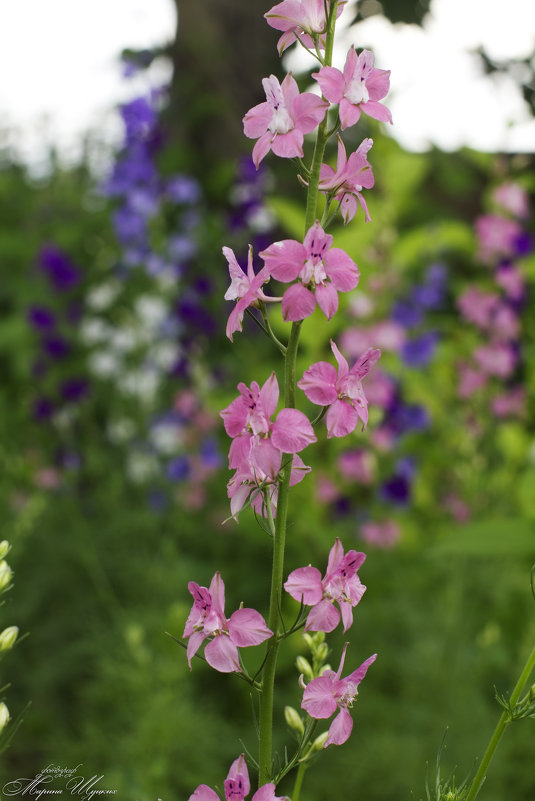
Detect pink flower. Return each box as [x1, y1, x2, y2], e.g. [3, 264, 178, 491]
[183, 572, 272, 673]
[189, 754, 285, 801]
[313, 46, 392, 130]
[338, 449, 375, 484]
[360, 519, 400, 548]
[221, 373, 317, 470]
[223, 245, 277, 341]
[301, 644, 377, 746]
[284, 537, 367, 633]
[319, 137, 375, 224]
[243, 74, 328, 168]
[227, 448, 310, 519]
[457, 287, 499, 329]
[491, 387, 526, 418]
[265, 0, 346, 55]
[492, 182, 529, 219]
[457, 363, 488, 398]
[260, 222, 359, 321]
[297, 340, 381, 437]
[475, 214, 521, 264]
[474, 342, 517, 378]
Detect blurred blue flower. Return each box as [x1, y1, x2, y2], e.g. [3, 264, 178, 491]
[401, 332, 438, 367]
[39, 246, 81, 291]
[27, 305, 56, 331]
[166, 456, 190, 482]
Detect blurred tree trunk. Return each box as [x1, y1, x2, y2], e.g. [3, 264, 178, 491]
[167, 0, 280, 177]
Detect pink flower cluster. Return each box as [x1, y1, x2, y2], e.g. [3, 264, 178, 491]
[457, 181, 528, 418]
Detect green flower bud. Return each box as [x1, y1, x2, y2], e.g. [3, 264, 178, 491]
[529, 683, 535, 702]
[296, 656, 314, 682]
[284, 706, 304, 735]
[0, 703, 9, 733]
[0, 561, 13, 593]
[316, 643, 329, 662]
[302, 633, 315, 651]
[310, 731, 329, 752]
[0, 542, 10, 560]
[0, 626, 18, 652]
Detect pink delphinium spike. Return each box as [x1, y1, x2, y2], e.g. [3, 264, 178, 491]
[301, 644, 377, 746]
[313, 46, 392, 130]
[284, 537, 367, 633]
[243, 73, 328, 168]
[298, 340, 381, 437]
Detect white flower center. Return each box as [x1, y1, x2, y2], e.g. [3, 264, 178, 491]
[345, 77, 369, 105]
[269, 105, 293, 134]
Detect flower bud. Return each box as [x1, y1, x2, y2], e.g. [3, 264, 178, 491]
[0, 542, 10, 560]
[296, 656, 314, 682]
[529, 683, 535, 702]
[0, 626, 18, 652]
[0, 561, 13, 593]
[310, 731, 329, 752]
[316, 643, 329, 663]
[0, 703, 9, 733]
[284, 705, 304, 735]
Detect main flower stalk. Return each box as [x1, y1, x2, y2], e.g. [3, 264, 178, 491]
[257, 6, 339, 785]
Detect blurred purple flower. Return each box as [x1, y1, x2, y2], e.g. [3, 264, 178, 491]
[33, 397, 54, 422]
[166, 456, 190, 482]
[42, 335, 70, 360]
[27, 305, 56, 331]
[120, 97, 158, 141]
[39, 246, 81, 291]
[391, 300, 422, 328]
[60, 378, 90, 403]
[166, 175, 202, 204]
[401, 331, 438, 367]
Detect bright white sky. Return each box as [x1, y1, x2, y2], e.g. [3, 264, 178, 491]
[0, 0, 534, 168]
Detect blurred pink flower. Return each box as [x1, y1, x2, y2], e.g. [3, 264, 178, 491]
[264, 0, 346, 54]
[318, 137, 375, 224]
[457, 363, 488, 398]
[260, 222, 359, 321]
[183, 572, 272, 673]
[474, 342, 517, 378]
[475, 214, 521, 263]
[301, 643, 376, 746]
[491, 387, 526, 418]
[492, 182, 529, 219]
[495, 264, 525, 301]
[313, 46, 391, 130]
[338, 449, 375, 484]
[360, 519, 400, 548]
[243, 74, 328, 168]
[284, 537, 366, 633]
[298, 340, 381, 436]
[457, 287, 499, 329]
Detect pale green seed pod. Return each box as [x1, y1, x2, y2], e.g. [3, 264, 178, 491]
[0, 562, 13, 593]
[0, 542, 10, 560]
[0, 626, 18, 652]
[284, 706, 304, 735]
[296, 656, 314, 682]
[310, 731, 329, 752]
[0, 703, 9, 733]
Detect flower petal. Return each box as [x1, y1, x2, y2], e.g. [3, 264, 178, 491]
[272, 408, 317, 453]
[325, 248, 359, 291]
[271, 129, 304, 160]
[282, 283, 317, 321]
[209, 571, 226, 619]
[301, 673, 338, 719]
[312, 66, 345, 103]
[298, 361, 338, 405]
[189, 785, 220, 801]
[325, 707, 353, 747]
[305, 598, 340, 633]
[315, 282, 339, 320]
[345, 653, 377, 686]
[260, 239, 305, 282]
[204, 634, 241, 673]
[284, 566, 323, 605]
[226, 754, 251, 798]
[228, 608, 272, 647]
[326, 398, 359, 438]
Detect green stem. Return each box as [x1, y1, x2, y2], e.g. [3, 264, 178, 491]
[465, 643, 535, 801]
[257, 323, 302, 786]
[291, 762, 307, 801]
